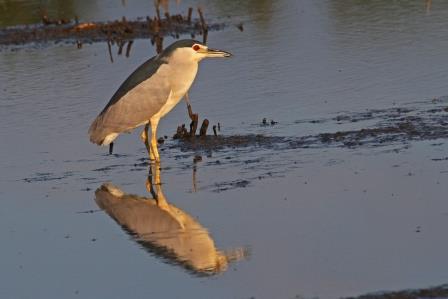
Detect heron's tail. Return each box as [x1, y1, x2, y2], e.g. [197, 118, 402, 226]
[88, 114, 117, 146]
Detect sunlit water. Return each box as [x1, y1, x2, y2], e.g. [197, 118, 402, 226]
[1, 1, 448, 298]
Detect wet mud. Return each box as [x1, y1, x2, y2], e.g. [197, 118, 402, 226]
[0, 10, 224, 49]
[345, 283, 448, 299]
[170, 98, 448, 153]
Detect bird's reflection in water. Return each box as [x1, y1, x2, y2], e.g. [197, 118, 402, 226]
[94, 162, 247, 276]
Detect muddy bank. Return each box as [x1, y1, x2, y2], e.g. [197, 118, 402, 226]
[168, 98, 448, 153]
[345, 283, 448, 299]
[0, 9, 225, 49]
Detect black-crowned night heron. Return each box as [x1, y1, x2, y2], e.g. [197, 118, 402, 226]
[88, 39, 231, 161]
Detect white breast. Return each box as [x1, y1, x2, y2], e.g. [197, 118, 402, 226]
[152, 50, 199, 120]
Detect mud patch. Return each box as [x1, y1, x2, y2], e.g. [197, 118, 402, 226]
[344, 283, 448, 299]
[169, 98, 448, 153]
[211, 179, 251, 193]
[23, 171, 73, 183]
[0, 12, 225, 50]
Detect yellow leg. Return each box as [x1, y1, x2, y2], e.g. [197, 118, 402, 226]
[145, 161, 159, 199]
[140, 123, 154, 159]
[150, 118, 160, 162]
[146, 161, 170, 211]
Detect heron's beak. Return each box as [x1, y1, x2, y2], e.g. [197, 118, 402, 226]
[203, 48, 232, 58]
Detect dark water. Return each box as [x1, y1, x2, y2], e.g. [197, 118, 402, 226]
[1, 1, 448, 298]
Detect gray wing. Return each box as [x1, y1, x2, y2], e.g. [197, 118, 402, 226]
[100, 56, 165, 114]
[89, 59, 172, 145]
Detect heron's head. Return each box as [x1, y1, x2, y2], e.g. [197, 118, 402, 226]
[164, 39, 232, 63]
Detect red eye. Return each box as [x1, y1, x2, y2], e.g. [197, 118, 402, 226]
[192, 45, 200, 51]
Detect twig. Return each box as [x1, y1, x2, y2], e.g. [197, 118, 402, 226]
[199, 119, 209, 136]
[187, 7, 193, 24]
[155, 35, 163, 54]
[187, 103, 194, 119]
[155, 4, 161, 24]
[197, 8, 206, 29]
[203, 30, 208, 44]
[125, 40, 133, 57]
[189, 114, 199, 137]
[164, 12, 171, 26]
[197, 7, 208, 44]
[107, 39, 114, 62]
[117, 39, 124, 55]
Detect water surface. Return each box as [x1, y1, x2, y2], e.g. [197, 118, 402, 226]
[1, 1, 448, 298]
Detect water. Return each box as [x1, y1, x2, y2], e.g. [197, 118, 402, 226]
[1, 1, 448, 298]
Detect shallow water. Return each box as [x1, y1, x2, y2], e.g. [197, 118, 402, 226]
[1, 1, 448, 299]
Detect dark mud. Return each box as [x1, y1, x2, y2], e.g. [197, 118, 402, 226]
[0, 12, 224, 49]
[170, 98, 448, 153]
[345, 283, 448, 299]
